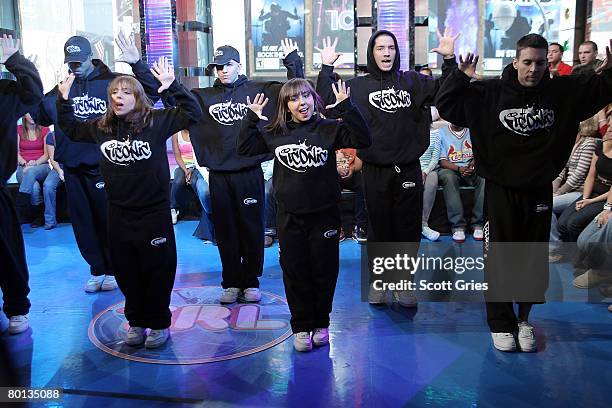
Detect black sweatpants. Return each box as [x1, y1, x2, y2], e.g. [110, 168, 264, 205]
[108, 205, 176, 329]
[362, 162, 423, 242]
[277, 205, 341, 333]
[210, 167, 264, 289]
[484, 181, 552, 333]
[0, 186, 30, 317]
[64, 167, 113, 276]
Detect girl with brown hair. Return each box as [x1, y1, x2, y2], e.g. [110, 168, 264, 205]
[56, 57, 202, 348]
[238, 78, 371, 351]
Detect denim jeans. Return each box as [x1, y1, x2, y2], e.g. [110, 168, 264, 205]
[16, 164, 49, 205]
[577, 217, 612, 270]
[550, 191, 582, 242]
[43, 169, 63, 226]
[438, 168, 485, 231]
[422, 170, 438, 225]
[170, 166, 187, 210]
[191, 170, 215, 242]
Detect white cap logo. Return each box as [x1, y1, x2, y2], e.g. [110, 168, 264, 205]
[66, 45, 81, 54]
[214, 50, 223, 57]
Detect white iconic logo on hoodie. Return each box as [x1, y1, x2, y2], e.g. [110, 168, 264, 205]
[368, 87, 411, 113]
[275, 141, 328, 173]
[499, 106, 555, 136]
[100, 139, 152, 166]
[209, 100, 249, 125]
[72, 93, 107, 119]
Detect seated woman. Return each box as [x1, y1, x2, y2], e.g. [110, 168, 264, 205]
[16, 113, 50, 226]
[42, 131, 64, 229]
[573, 190, 612, 291]
[557, 134, 612, 254]
[550, 117, 600, 250]
[171, 129, 214, 243]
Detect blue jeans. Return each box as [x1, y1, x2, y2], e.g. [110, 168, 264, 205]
[170, 166, 187, 210]
[43, 169, 63, 226]
[16, 164, 49, 205]
[577, 216, 612, 270]
[438, 168, 485, 231]
[550, 191, 582, 242]
[191, 171, 215, 242]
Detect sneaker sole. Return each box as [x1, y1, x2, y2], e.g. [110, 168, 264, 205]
[101, 285, 118, 291]
[125, 337, 145, 346]
[8, 325, 29, 335]
[294, 343, 313, 352]
[220, 299, 238, 304]
[518, 344, 537, 352]
[312, 338, 329, 347]
[145, 336, 170, 349]
[84, 286, 102, 293]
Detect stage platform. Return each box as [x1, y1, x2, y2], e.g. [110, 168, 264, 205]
[2, 221, 611, 407]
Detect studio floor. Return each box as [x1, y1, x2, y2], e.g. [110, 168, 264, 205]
[2, 221, 611, 407]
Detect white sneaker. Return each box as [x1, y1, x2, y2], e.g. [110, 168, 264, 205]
[368, 283, 386, 304]
[125, 326, 146, 346]
[243, 287, 261, 302]
[491, 332, 516, 352]
[220, 287, 241, 304]
[517, 322, 537, 352]
[473, 226, 484, 241]
[171, 209, 179, 225]
[422, 225, 440, 241]
[312, 328, 329, 346]
[293, 332, 312, 352]
[8, 315, 29, 335]
[101, 275, 118, 291]
[145, 329, 170, 348]
[84, 275, 105, 293]
[452, 229, 466, 243]
[392, 290, 418, 308]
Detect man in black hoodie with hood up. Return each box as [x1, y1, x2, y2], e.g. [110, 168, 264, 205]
[189, 40, 303, 304]
[0, 35, 43, 335]
[316, 30, 458, 307]
[436, 34, 612, 352]
[34, 33, 160, 294]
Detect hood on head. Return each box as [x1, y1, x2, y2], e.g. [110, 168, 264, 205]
[367, 30, 400, 77]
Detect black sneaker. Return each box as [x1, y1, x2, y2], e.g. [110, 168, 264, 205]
[353, 226, 367, 244]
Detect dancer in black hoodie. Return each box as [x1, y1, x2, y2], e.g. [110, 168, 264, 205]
[190, 39, 303, 304]
[316, 31, 458, 306]
[0, 35, 43, 335]
[436, 35, 612, 352]
[34, 33, 159, 294]
[56, 57, 202, 349]
[238, 78, 371, 351]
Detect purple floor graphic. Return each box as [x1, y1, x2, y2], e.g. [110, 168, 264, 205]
[88, 286, 292, 364]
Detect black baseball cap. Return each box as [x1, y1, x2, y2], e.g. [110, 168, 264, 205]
[64, 36, 92, 63]
[207, 45, 240, 70]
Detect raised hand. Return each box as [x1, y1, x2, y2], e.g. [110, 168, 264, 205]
[281, 38, 298, 58]
[430, 27, 459, 58]
[58, 73, 75, 100]
[314, 36, 341, 66]
[594, 39, 612, 74]
[325, 79, 350, 110]
[459, 53, 479, 78]
[115, 30, 141, 64]
[0, 34, 20, 64]
[246, 93, 269, 121]
[151, 56, 175, 93]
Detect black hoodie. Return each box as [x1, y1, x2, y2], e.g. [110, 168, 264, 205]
[34, 59, 160, 170]
[237, 98, 371, 214]
[56, 81, 202, 210]
[0, 52, 43, 186]
[316, 30, 457, 166]
[189, 50, 303, 171]
[435, 64, 612, 189]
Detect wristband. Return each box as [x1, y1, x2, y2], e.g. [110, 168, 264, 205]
[604, 203, 612, 211]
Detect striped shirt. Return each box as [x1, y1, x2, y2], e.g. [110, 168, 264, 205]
[555, 136, 598, 194]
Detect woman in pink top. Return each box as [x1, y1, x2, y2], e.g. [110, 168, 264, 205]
[16, 113, 50, 227]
